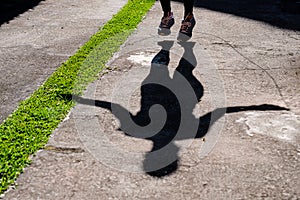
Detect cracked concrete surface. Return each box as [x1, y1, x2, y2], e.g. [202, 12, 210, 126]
[0, 0, 127, 123]
[1, 0, 300, 199]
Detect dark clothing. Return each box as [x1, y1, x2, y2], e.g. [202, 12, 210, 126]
[159, 0, 194, 17]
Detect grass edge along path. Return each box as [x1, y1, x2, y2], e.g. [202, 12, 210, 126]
[0, 0, 155, 194]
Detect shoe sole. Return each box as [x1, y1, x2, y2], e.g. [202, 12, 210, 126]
[158, 28, 171, 36]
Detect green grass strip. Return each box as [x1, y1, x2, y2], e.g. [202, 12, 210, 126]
[0, 0, 155, 193]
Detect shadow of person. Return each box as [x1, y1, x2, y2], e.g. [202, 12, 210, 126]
[131, 40, 204, 177]
[70, 40, 289, 177]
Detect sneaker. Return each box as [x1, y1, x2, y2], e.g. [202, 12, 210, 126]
[158, 12, 175, 36]
[177, 14, 196, 41]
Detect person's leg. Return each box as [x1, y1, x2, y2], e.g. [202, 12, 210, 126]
[183, 0, 194, 17]
[160, 0, 171, 16]
[158, 0, 174, 35]
[177, 0, 196, 41]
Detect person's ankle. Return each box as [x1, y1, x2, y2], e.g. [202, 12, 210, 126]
[184, 12, 193, 20]
[164, 11, 173, 17]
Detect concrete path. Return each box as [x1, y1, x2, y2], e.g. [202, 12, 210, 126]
[2, 1, 300, 199]
[0, 0, 127, 123]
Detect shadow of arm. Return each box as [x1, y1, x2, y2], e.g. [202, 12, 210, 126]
[195, 104, 289, 138]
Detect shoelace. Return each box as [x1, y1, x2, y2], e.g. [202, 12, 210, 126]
[180, 21, 191, 33]
[161, 16, 171, 26]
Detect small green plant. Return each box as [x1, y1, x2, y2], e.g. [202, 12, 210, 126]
[0, 0, 155, 194]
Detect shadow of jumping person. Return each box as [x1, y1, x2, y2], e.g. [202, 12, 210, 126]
[131, 40, 204, 177]
[71, 41, 289, 177]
